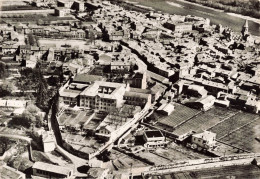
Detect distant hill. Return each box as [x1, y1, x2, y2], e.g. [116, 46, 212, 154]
[185, 0, 260, 19]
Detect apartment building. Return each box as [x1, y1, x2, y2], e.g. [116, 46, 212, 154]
[79, 81, 127, 111]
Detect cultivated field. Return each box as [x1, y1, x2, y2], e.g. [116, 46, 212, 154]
[220, 117, 260, 153]
[170, 164, 260, 179]
[209, 111, 259, 139]
[173, 106, 238, 136]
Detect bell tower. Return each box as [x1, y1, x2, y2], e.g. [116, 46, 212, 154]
[242, 20, 249, 37]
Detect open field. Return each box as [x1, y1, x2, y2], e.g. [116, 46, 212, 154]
[155, 143, 208, 161]
[110, 149, 147, 170]
[209, 112, 259, 139]
[173, 106, 239, 136]
[38, 39, 87, 49]
[62, 133, 103, 153]
[66, 111, 93, 127]
[220, 118, 260, 153]
[136, 151, 171, 165]
[83, 113, 107, 131]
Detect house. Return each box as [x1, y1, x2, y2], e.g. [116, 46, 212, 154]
[25, 55, 38, 68]
[110, 61, 131, 71]
[157, 103, 175, 116]
[245, 99, 260, 114]
[57, 0, 74, 8]
[143, 130, 167, 149]
[128, 87, 158, 103]
[54, 7, 71, 17]
[42, 131, 56, 153]
[163, 91, 175, 102]
[0, 162, 26, 179]
[59, 88, 80, 106]
[2, 45, 18, 55]
[19, 45, 31, 55]
[0, 100, 27, 109]
[191, 131, 216, 150]
[72, 74, 103, 85]
[32, 162, 73, 178]
[185, 85, 207, 98]
[190, 95, 216, 111]
[127, 72, 147, 89]
[109, 30, 124, 41]
[74, 0, 85, 11]
[123, 91, 151, 108]
[214, 99, 230, 108]
[164, 22, 193, 32]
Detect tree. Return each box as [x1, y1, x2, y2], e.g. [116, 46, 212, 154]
[0, 137, 11, 154]
[8, 113, 33, 129]
[88, 30, 96, 44]
[36, 72, 49, 109]
[48, 76, 60, 86]
[24, 104, 43, 128]
[26, 104, 40, 115]
[0, 62, 8, 79]
[0, 81, 14, 97]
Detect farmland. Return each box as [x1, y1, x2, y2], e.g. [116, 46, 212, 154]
[220, 118, 260, 153]
[209, 112, 259, 139]
[172, 106, 238, 136]
[152, 104, 260, 154]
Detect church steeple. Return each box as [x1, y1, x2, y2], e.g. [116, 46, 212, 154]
[242, 20, 249, 37]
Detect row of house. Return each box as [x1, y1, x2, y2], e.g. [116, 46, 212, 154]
[14, 24, 86, 39]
